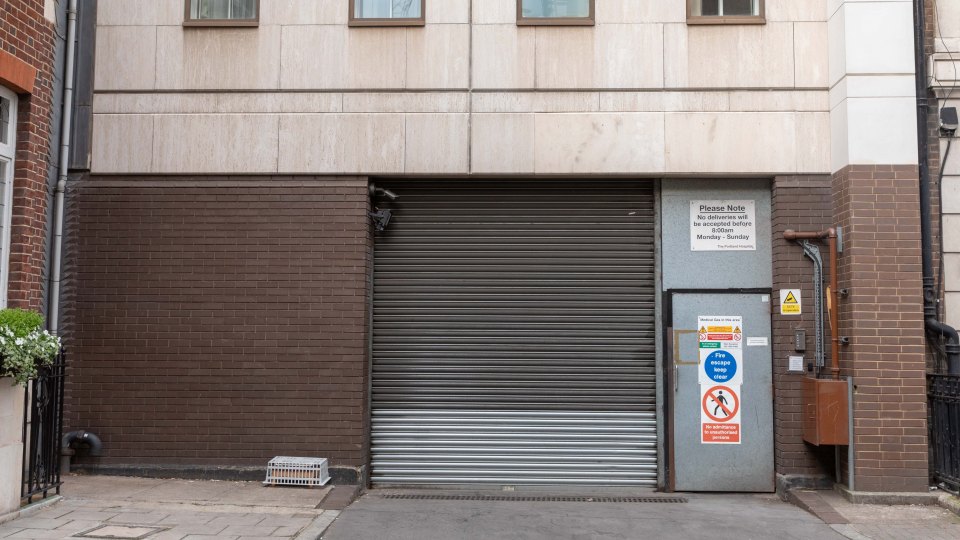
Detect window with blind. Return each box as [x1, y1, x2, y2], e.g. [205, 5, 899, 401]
[517, 0, 595, 25]
[185, 0, 258, 26]
[349, 0, 425, 26]
[688, 0, 765, 24]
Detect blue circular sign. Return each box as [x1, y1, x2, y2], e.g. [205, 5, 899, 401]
[704, 350, 738, 383]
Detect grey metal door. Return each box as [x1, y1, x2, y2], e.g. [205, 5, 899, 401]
[371, 182, 657, 485]
[670, 291, 774, 492]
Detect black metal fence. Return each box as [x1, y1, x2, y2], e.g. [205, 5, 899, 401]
[929, 373, 960, 493]
[21, 350, 66, 502]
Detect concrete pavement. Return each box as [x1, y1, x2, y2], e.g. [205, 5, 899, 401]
[3, 476, 959, 540]
[793, 489, 960, 540]
[0, 475, 338, 540]
[320, 489, 844, 540]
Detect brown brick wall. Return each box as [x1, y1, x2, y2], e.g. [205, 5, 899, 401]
[771, 175, 835, 478]
[832, 165, 928, 493]
[1, 0, 57, 311]
[61, 178, 372, 469]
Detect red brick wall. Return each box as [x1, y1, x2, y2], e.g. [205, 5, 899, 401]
[61, 178, 372, 469]
[771, 175, 835, 478]
[0, 0, 57, 311]
[832, 165, 928, 493]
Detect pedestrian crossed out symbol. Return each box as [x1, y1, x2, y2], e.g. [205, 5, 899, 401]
[702, 385, 739, 422]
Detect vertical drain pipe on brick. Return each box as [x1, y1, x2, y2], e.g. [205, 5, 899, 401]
[48, 0, 78, 335]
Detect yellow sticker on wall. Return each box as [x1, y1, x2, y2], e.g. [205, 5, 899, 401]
[780, 289, 801, 315]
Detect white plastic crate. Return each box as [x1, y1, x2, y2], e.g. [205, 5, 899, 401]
[263, 456, 330, 487]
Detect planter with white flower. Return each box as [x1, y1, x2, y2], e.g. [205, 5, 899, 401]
[0, 309, 60, 515]
[0, 309, 61, 386]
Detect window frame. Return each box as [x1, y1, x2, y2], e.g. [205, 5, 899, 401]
[0, 87, 15, 158]
[686, 0, 765, 25]
[183, 0, 260, 28]
[0, 85, 18, 308]
[348, 0, 426, 27]
[516, 0, 595, 26]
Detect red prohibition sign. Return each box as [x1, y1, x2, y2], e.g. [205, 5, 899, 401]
[702, 385, 740, 422]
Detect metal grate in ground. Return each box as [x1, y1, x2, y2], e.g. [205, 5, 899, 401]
[73, 525, 168, 540]
[377, 494, 687, 503]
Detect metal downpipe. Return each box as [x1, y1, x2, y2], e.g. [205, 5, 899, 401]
[914, 0, 960, 374]
[48, 0, 78, 335]
[784, 228, 840, 379]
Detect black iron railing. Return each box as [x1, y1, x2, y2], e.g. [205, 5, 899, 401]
[21, 350, 66, 502]
[929, 373, 960, 493]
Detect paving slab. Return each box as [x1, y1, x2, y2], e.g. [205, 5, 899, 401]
[63, 478, 328, 511]
[50, 521, 102, 534]
[59, 478, 158, 501]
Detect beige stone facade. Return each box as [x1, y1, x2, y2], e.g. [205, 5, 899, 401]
[90, 0, 832, 177]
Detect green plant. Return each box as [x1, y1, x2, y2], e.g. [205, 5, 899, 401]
[0, 309, 60, 386]
[0, 308, 44, 337]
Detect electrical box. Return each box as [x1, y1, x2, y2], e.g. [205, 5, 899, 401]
[802, 378, 849, 446]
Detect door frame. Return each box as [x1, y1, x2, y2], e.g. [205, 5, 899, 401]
[662, 287, 772, 492]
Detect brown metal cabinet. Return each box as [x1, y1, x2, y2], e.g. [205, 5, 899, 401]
[802, 378, 849, 446]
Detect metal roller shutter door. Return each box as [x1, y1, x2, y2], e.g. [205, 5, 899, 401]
[371, 182, 657, 486]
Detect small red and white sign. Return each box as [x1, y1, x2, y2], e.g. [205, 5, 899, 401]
[701, 385, 741, 444]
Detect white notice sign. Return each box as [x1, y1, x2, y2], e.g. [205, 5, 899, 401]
[690, 200, 756, 251]
[788, 356, 805, 373]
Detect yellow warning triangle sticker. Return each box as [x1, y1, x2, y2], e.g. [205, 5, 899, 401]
[734, 326, 741, 334]
[700, 326, 707, 333]
[784, 292, 799, 304]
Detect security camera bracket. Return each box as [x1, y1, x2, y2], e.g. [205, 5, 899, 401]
[370, 208, 392, 232]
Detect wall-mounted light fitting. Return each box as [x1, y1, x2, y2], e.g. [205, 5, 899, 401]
[941, 106, 958, 136]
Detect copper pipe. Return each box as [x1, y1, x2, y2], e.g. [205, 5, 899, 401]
[784, 228, 840, 380]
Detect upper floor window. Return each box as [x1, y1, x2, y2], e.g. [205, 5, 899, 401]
[184, 0, 259, 26]
[687, 0, 765, 24]
[518, 0, 595, 26]
[349, 0, 425, 27]
[0, 95, 11, 148]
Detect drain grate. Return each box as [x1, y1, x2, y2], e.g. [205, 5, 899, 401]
[378, 494, 687, 503]
[73, 525, 168, 540]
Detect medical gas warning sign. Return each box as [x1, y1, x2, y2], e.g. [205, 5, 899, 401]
[690, 200, 756, 251]
[698, 316, 743, 387]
